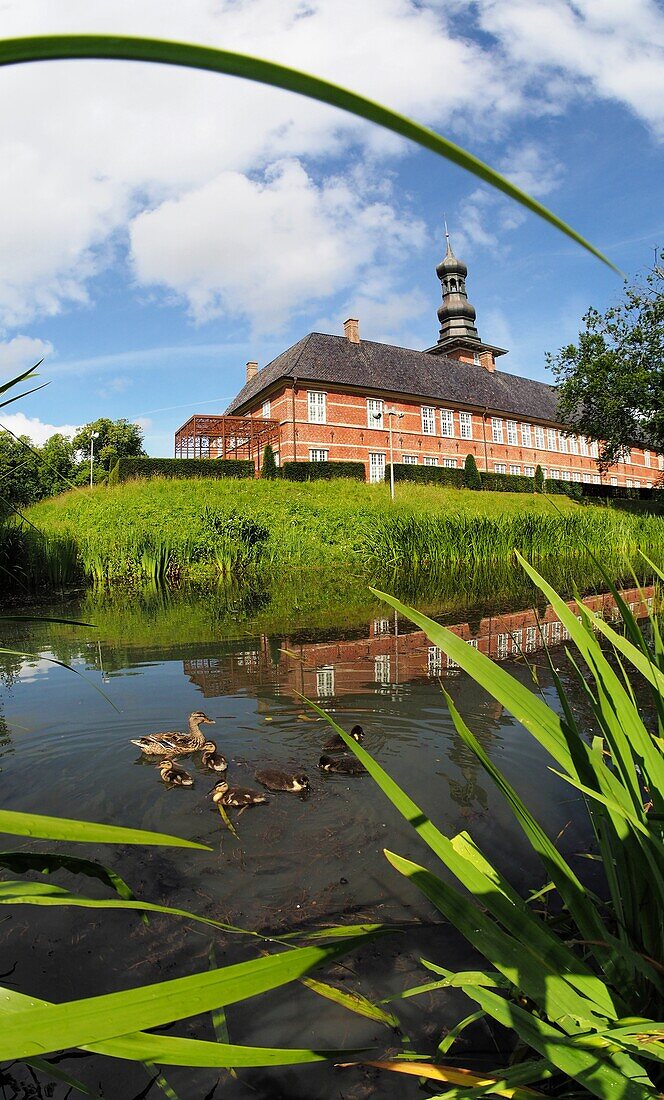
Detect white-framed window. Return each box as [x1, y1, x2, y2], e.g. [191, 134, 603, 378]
[273, 451, 280, 467]
[590, 441, 600, 458]
[262, 399, 271, 418]
[443, 458, 457, 468]
[509, 464, 520, 475]
[511, 629, 523, 654]
[494, 462, 507, 474]
[582, 473, 591, 483]
[310, 448, 329, 462]
[473, 350, 481, 365]
[534, 426, 545, 449]
[491, 418, 504, 443]
[551, 621, 562, 645]
[423, 456, 439, 466]
[369, 452, 386, 483]
[580, 436, 589, 456]
[524, 465, 535, 477]
[496, 633, 509, 660]
[626, 478, 633, 488]
[645, 450, 651, 467]
[525, 626, 537, 653]
[316, 666, 335, 696]
[440, 408, 454, 437]
[459, 411, 473, 439]
[506, 420, 518, 445]
[659, 455, 664, 470]
[558, 433, 568, 454]
[307, 391, 326, 423]
[550, 469, 560, 480]
[568, 435, 578, 455]
[592, 474, 601, 484]
[547, 429, 557, 451]
[374, 654, 391, 684]
[572, 471, 582, 483]
[610, 476, 618, 486]
[373, 618, 391, 635]
[428, 646, 443, 676]
[521, 423, 532, 447]
[421, 406, 436, 434]
[402, 454, 418, 464]
[367, 397, 383, 428]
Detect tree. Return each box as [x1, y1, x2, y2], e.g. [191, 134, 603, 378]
[463, 452, 482, 489]
[72, 418, 146, 472]
[261, 444, 278, 479]
[0, 432, 42, 512]
[548, 255, 663, 470]
[37, 433, 77, 498]
[534, 464, 544, 493]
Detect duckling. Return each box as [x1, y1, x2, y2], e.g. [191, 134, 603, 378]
[210, 780, 269, 815]
[322, 724, 364, 752]
[201, 740, 228, 773]
[254, 768, 310, 794]
[158, 758, 194, 787]
[130, 711, 215, 756]
[319, 754, 367, 776]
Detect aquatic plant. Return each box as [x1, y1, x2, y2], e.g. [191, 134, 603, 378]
[311, 554, 664, 1096]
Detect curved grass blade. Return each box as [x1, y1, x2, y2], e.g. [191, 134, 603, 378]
[24, 1057, 101, 1097]
[338, 1059, 545, 1098]
[0, 851, 135, 900]
[301, 976, 399, 1029]
[0, 807, 210, 849]
[0, 934, 377, 1060]
[0, 648, 119, 711]
[0, 35, 615, 270]
[437, 1010, 486, 1057]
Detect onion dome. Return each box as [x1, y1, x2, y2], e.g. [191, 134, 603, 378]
[435, 230, 480, 347]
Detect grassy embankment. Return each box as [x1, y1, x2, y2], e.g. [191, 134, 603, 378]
[20, 476, 664, 588]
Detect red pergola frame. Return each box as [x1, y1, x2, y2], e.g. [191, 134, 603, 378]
[174, 414, 280, 472]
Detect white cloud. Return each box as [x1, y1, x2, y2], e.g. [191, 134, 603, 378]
[130, 159, 426, 331]
[0, 0, 659, 330]
[0, 411, 80, 446]
[0, 336, 53, 381]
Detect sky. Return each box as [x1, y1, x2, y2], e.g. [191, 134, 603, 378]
[0, 0, 662, 456]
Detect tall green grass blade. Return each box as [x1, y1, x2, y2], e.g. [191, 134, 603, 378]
[0, 851, 135, 900]
[24, 1057, 101, 1097]
[301, 976, 400, 1028]
[0, 934, 376, 1060]
[0, 36, 615, 269]
[437, 1010, 485, 1056]
[0, 648, 120, 711]
[0, 807, 210, 848]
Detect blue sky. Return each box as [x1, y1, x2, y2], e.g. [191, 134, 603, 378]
[0, 0, 662, 455]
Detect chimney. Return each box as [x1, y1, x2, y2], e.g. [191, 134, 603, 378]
[480, 350, 495, 373]
[343, 318, 360, 344]
[246, 360, 258, 382]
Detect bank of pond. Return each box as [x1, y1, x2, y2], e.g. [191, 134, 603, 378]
[6, 477, 664, 590]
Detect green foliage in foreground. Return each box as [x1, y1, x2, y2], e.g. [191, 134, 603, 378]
[110, 456, 254, 483]
[309, 553, 664, 1097]
[21, 477, 664, 586]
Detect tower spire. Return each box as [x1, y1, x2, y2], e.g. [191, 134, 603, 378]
[434, 232, 480, 349]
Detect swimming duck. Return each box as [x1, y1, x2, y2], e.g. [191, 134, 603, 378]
[158, 758, 194, 787]
[319, 754, 367, 776]
[322, 724, 364, 752]
[210, 781, 269, 813]
[254, 768, 309, 794]
[201, 741, 228, 773]
[130, 711, 215, 756]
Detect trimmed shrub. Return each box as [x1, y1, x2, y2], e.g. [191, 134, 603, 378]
[387, 463, 465, 487]
[480, 472, 535, 493]
[261, 444, 278, 480]
[545, 478, 583, 500]
[112, 457, 254, 482]
[282, 461, 365, 482]
[463, 453, 482, 490]
[534, 464, 544, 493]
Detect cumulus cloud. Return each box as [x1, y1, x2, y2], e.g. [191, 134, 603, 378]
[0, 412, 80, 446]
[130, 159, 426, 331]
[0, 0, 660, 329]
[0, 336, 53, 381]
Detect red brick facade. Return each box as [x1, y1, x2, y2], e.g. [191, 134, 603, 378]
[245, 359, 662, 487]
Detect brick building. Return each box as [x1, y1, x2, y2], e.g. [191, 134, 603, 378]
[180, 235, 662, 487]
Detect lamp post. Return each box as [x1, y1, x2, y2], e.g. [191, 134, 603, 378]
[374, 407, 404, 501]
[89, 430, 99, 488]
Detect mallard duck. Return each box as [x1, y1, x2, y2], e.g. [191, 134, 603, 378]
[130, 711, 215, 756]
[319, 754, 367, 776]
[254, 768, 309, 794]
[322, 724, 364, 752]
[210, 781, 269, 813]
[158, 758, 194, 787]
[201, 741, 228, 773]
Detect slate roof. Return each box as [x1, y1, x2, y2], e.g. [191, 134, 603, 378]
[225, 332, 560, 424]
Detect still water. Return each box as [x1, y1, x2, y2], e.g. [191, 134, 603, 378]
[0, 568, 656, 1099]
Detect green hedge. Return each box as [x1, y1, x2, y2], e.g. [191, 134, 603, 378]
[109, 458, 255, 483]
[282, 461, 365, 482]
[387, 463, 465, 487]
[544, 478, 583, 500]
[480, 472, 535, 493]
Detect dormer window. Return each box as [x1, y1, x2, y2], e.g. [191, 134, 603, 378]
[473, 351, 481, 365]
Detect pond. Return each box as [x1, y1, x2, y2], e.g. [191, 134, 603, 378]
[0, 564, 658, 1099]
